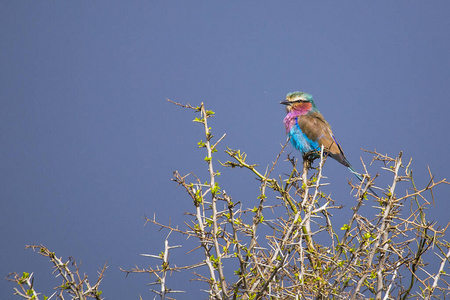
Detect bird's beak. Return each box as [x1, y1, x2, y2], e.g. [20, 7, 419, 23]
[280, 100, 290, 105]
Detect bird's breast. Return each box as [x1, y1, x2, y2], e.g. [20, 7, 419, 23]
[283, 109, 309, 133]
[283, 114, 297, 134]
[288, 122, 320, 155]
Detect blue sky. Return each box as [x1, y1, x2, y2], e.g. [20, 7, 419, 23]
[1, 2, 450, 299]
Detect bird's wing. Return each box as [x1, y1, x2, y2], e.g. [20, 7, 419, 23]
[297, 112, 350, 167]
[297, 111, 378, 196]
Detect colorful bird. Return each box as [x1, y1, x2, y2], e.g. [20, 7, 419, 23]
[280, 91, 377, 196]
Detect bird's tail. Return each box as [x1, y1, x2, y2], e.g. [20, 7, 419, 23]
[347, 165, 379, 197]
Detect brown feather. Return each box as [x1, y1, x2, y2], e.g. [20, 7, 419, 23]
[297, 111, 348, 165]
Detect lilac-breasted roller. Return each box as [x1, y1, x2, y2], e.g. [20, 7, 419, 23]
[281, 91, 377, 195]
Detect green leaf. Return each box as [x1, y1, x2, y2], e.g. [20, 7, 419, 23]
[194, 189, 202, 205]
[341, 224, 350, 230]
[193, 117, 205, 123]
[211, 182, 221, 195]
[18, 272, 30, 284]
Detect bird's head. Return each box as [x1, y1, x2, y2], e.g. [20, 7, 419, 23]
[280, 91, 317, 112]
